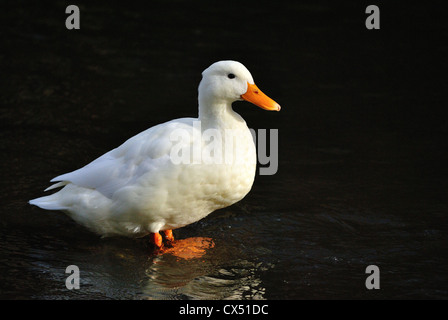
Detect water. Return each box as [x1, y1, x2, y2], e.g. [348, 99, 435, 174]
[1, 1, 447, 299]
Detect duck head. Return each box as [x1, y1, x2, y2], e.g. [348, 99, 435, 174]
[198, 60, 281, 113]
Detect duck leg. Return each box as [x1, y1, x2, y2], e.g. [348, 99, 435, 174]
[163, 229, 175, 242]
[149, 232, 163, 248]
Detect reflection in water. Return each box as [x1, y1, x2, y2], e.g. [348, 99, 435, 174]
[2, 229, 272, 299]
[142, 245, 271, 300]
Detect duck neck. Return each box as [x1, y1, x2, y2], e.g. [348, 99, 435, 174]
[198, 97, 245, 130]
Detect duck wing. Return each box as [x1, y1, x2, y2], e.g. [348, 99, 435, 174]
[48, 118, 198, 198]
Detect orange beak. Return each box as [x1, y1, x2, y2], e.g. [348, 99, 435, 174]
[241, 82, 281, 111]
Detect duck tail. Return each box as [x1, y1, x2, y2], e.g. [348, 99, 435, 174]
[29, 182, 69, 211]
[29, 195, 68, 211]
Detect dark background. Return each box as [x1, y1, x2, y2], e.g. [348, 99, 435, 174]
[1, 0, 447, 299]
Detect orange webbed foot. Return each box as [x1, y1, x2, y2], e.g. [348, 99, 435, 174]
[163, 229, 175, 242]
[161, 237, 215, 260]
[149, 232, 163, 249]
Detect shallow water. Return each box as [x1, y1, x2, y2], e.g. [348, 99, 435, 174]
[1, 1, 447, 299]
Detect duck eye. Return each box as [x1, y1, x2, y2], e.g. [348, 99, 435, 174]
[227, 73, 236, 79]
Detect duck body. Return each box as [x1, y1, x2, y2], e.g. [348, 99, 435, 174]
[30, 61, 280, 245]
[34, 116, 256, 237]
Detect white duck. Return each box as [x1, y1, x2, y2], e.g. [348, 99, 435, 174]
[29, 60, 280, 248]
